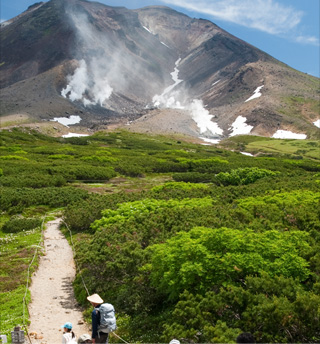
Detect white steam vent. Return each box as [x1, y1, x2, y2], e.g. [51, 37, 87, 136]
[152, 58, 223, 139]
[153, 58, 183, 108]
[189, 99, 223, 137]
[61, 59, 113, 107]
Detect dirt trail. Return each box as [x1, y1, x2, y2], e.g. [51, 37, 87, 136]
[28, 218, 90, 344]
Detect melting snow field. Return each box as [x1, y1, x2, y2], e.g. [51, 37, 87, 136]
[200, 137, 221, 145]
[245, 85, 264, 102]
[229, 116, 253, 136]
[51, 115, 82, 127]
[272, 130, 307, 139]
[240, 152, 254, 157]
[62, 133, 89, 138]
[313, 119, 320, 128]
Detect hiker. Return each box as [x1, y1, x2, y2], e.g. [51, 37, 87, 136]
[61, 322, 76, 344]
[87, 293, 116, 344]
[236, 332, 255, 343]
[78, 334, 92, 343]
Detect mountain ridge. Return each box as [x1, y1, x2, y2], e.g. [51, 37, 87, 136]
[0, 0, 319, 140]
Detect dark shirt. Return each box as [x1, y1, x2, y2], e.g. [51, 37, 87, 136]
[91, 305, 101, 339]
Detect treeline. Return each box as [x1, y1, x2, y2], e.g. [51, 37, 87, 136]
[1, 128, 320, 343]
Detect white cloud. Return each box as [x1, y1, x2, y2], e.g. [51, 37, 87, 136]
[295, 35, 319, 46]
[160, 0, 306, 36]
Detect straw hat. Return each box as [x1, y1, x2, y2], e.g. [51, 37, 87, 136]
[87, 293, 104, 304]
[169, 340, 180, 344]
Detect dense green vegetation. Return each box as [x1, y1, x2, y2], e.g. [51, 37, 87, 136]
[1, 128, 319, 343]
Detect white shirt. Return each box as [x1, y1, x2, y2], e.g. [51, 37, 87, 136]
[62, 332, 76, 344]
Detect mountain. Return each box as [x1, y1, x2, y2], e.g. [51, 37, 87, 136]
[0, 0, 319, 140]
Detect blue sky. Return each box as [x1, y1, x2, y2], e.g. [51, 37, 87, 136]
[1, 0, 319, 77]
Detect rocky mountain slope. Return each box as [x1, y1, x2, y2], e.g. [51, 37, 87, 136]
[0, 0, 319, 139]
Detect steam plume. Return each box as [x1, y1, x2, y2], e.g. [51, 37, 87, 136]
[60, 6, 125, 107]
[152, 59, 223, 138]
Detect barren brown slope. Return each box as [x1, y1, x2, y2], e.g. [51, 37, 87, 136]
[0, 0, 319, 139]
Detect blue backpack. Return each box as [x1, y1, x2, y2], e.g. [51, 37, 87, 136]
[97, 303, 117, 333]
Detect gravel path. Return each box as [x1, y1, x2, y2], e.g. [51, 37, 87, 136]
[27, 218, 90, 344]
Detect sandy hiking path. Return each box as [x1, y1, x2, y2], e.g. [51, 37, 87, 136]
[28, 218, 90, 344]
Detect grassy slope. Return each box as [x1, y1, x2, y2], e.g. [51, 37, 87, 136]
[219, 135, 320, 160]
[0, 128, 319, 342]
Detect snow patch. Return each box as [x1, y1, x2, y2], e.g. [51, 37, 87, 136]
[240, 152, 254, 157]
[245, 85, 264, 102]
[272, 130, 307, 139]
[50, 115, 82, 127]
[212, 79, 221, 86]
[143, 26, 154, 34]
[161, 41, 170, 48]
[62, 133, 89, 138]
[200, 137, 220, 144]
[229, 116, 253, 136]
[313, 119, 320, 128]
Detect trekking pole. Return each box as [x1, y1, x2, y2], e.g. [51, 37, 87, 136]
[111, 332, 130, 344]
[23, 324, 33, 344]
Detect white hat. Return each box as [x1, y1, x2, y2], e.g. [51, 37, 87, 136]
[78, 334, 91, 343]
[87, 294, 104, 304]
[169, 340, 180, 344]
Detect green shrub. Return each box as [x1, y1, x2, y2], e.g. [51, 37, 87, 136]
[0, 155, 29, 160]
[48, 165, 116, 181]
[215, 167, 279, 185]
[115, 163, 145, 177]
[173, 172, 213, 183]
[48, 154, 74, 159]
[152, 181, 209, 192]
[2, 216, 43, 233]
[146, 227, 311, 300]
[0, 187, 89, 213]
[91, 197, 214, 231]
[0, 174, 66, 188]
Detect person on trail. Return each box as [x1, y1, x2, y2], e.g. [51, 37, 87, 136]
[87, 294, 109, 344]
[61, 322, 76, 344]
[78, 334, 92, 343]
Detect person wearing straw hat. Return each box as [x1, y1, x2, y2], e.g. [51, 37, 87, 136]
[87, 294, 109, 344]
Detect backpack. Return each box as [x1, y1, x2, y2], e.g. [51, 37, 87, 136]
[97, 303, 117, 333]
